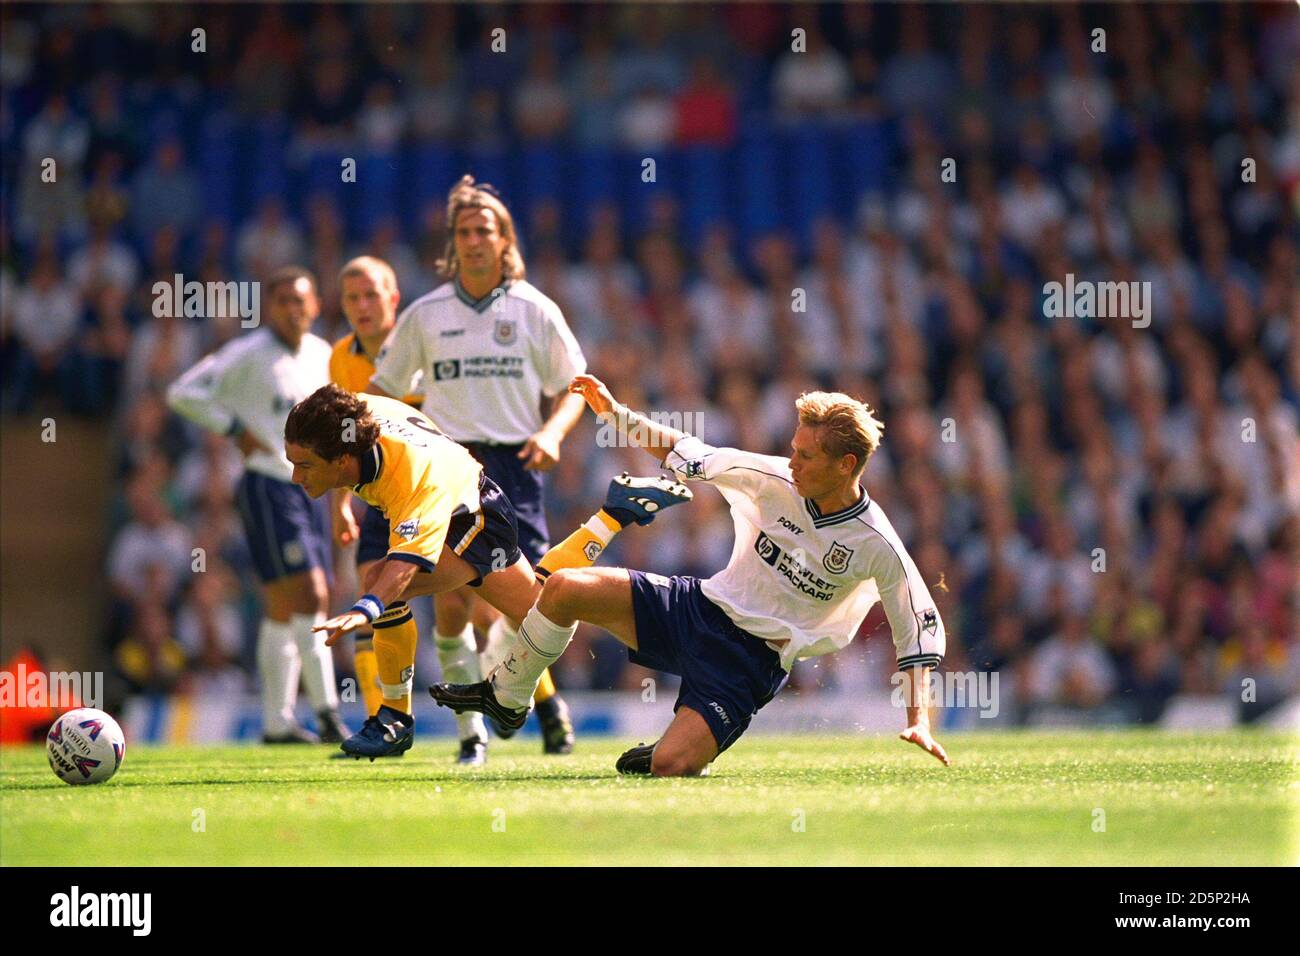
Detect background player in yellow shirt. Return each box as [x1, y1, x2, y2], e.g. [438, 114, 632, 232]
[283, 384, 692, 759]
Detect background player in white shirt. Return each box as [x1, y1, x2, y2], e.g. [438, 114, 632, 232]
[371, 176, 588, 757]
[167, 267, 347, 745]
[433, 374, 951, 776]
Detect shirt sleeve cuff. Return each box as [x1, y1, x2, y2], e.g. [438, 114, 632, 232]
[664, 435, 708, 476]
[896, 653, 943, 670]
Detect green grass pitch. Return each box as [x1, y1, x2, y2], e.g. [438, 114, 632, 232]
[3, 730, 1296, 866]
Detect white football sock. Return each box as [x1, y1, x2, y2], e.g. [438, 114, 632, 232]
[292, 612, 339, 712]
[436, 622, 487, 741]
[480, 615, 512, 677]
[491, 606, 576, 710]
[257, 618, 300, 735]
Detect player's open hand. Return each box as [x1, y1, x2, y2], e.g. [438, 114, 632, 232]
[899, 724, 952, 766]
[519, 427, 562, 471]
[569, 374, 616, 417]
[313, 610, 369, 647]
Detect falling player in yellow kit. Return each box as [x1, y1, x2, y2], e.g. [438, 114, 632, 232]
[328, 255, 573, 764]
[283, 384, 691, 759]
[328, 257, 422, 741]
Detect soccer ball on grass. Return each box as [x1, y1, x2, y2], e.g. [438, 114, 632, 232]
[46, 708, 126, 785]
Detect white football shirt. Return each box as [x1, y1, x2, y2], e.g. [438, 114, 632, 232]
[370, 278, 587, 444]
[166, 327, 332, 481]
[663, 435, 946, 672]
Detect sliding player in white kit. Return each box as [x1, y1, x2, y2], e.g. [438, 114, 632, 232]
[370, 176, 587, 759]
[167, 267, 348, 745]
[432, 374, 952, 776]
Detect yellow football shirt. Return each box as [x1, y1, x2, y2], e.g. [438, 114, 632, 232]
[349, 393, 484, 571]
[330, 334, 422, 406]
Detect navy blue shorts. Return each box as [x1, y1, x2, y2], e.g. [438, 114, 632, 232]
[463, 442, 549, 566]
[356, 503, 389, 565]
[443, 474, 523, 587]
[627, 572, 787, 753]
[235, 472, 332, 584]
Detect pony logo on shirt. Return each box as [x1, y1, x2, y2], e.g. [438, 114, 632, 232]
[395, 519, 420, 540]
[823, 541, 854, 574]
[493, 319, 517, 346]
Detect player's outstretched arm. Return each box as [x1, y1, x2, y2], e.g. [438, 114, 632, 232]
[897, 665, 952, 766]
[314, 557, 420, 645]
[569, 374, 687, 463]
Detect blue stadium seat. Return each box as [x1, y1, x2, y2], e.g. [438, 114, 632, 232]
[786, 123, 835, 248]
[248, 117, 290, 213]
[410, 142, 458, 215]
[620, 148, 680, 238]
[737, 126, 780, 236]
[352, 152, 400, 236]
[196, 112, 237, 226]
[305, 152, 346, 229]
[519, 143, 564, 206]
[461, 149, 512, 207]
[569, 148, 615, 241]
[842, 118, 893, 203]
[682, 146, 729, 244]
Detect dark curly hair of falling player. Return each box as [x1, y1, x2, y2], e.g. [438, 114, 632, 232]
[284, 383, 382, 461]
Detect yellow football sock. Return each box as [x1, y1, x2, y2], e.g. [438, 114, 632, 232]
[535, 668, 557, 703]
[353, 634, 383, 716]
[535, 509, 622, 581]
[372, 602, 416, 715]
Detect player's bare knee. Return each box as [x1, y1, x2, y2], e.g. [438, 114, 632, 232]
[650, 748, 705, 778]
[538, 568, 583, 618]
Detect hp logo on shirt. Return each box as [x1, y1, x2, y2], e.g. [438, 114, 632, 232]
[433, 360, 461, 381]
[754, 532, 781, 567]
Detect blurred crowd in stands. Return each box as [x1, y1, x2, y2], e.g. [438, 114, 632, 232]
[1, 2, 1296, 725]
